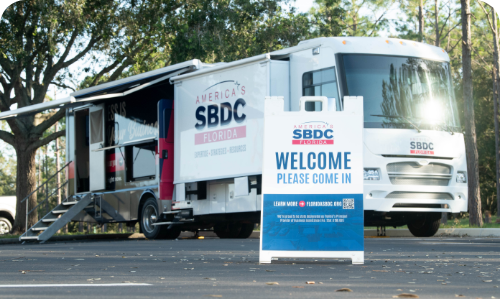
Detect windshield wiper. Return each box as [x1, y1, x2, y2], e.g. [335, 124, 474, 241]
[436, 122, 454, 135]
[371, 114, 421, 133]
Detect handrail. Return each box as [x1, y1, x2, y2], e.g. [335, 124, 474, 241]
[21, 161, 72, 204]
[28, 180, 68, 215]
[22, 161, 72, 235]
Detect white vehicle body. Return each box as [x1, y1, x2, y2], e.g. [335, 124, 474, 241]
[0, 196, 16, 234]
[172, 37, 467, 229]
[0, 37, 467, 238]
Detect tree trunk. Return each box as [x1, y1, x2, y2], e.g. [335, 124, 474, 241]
[434, 0, 440, 47]
[461, 0, 482, 227]
[419, 0, 425, 42]
[12, 143, 38, 234]
[491, 7, 500, 217]
[353, 13, 357, 36]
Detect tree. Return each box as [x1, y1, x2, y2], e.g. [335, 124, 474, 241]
[419, 0, 426, 42]
[310, 0, 344, 37]
[334, 0, 395, 37]
[478, 1, 500, 216]
[169, 0, 311, 64]
[460, 0, 482, 226]
[0, 0, 179, 233]
[0, 151, 16, 196]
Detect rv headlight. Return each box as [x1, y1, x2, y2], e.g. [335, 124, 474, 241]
[364, 168, 380, 180]
[456, 172, 467, 183]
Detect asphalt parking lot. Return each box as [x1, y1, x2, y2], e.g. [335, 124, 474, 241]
[0, 237, 498, 298]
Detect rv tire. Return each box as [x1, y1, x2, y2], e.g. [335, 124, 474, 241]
[408, 216, 440, 237]
[140, 197, 180, 239]
[237, 223, 255, 238]
[214, 222, 241, 238]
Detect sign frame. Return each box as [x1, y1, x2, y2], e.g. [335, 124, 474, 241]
[259, 96, 365, 265]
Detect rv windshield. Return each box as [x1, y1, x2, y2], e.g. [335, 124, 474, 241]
[342, 54, 460, 131]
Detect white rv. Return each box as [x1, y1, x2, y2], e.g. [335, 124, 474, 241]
[0, 37, 467, 241]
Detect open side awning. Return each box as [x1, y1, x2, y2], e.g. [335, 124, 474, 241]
[0, 97, 76, 120]
[0, 59, 202, 120]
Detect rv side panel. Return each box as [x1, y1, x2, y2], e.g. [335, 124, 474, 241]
[174, 62, 268, 183]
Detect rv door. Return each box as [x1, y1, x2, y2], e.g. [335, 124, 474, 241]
[89, 104, 106, 191]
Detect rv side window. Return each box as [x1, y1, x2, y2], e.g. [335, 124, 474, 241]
[302, 67, 340, 111]
[125, 142, 156, 181]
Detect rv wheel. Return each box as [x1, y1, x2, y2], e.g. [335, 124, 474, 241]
[408, 217, 440, 237]
[140, 198, 180, 240]
[237, 223, 255, 238]
[214, 223, 241, 238]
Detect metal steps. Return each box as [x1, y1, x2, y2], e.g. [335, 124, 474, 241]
[20, 194, 93, 243]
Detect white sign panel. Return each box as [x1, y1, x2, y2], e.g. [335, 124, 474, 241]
[260, 96, 364, 264]
[174, 63, 267, 183]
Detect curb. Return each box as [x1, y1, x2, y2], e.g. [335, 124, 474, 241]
[251, 228, 500, 238]
[0, 233, 137, 245]
[363, 228, 500, 238]
[2, 228, 499, 244]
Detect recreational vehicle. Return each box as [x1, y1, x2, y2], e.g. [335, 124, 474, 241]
[0, 37, 467, 241]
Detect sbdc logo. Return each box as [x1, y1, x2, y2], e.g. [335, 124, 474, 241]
[410, 140, 435, 155]
[292, 129, 334, 145]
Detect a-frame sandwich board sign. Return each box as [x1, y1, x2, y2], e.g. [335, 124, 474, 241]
[260, 96, 364, 264]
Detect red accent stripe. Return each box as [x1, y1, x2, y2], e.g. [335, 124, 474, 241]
[410, 150, 434, 155]
[67, 161, 75, 179]
[292, 140, 334, 145]
[160, 108, 175, 201]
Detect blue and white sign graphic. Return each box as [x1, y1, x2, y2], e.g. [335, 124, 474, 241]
[260, 96, 364, 264]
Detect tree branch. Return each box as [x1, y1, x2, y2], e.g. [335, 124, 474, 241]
[448, 38, 462, 53]
[440, 22, 461, 40]
[367, 8, 390, 37]
[0, 129, 15, 146]
[90, 59, 121, 87]
[478, 1, 495, 32]
[61, 36, 102, 69]
[438, 6, 454, 39]
[54, 29, 80, 69]
[29, 130, 65, 151]
[33, 108, 65, 136]
[50, 81, 76, 92]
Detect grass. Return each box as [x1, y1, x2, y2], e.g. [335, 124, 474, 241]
[440, 215, 500, 228]
[0, 234, 20, 239]
[366, 215, 500, 229]
[0, 227, 137, 239]
[2, 216, 499, 239]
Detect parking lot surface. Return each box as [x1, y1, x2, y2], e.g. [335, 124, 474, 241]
[0, 237, 498, 298]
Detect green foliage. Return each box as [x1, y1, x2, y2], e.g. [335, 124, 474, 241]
[168, 0, 313, 64]
[0, 151, 16, 196]
[395, 0, 499, 215]
[310, 0, 345, 37]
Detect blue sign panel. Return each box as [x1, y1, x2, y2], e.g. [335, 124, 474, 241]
[262, 194, 363, 251]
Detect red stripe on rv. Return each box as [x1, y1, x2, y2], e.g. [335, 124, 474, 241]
[160, 105, 175, 200]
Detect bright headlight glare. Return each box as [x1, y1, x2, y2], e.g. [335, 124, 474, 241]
[364, 168, 380, 180]
[456, 172, 467, 183]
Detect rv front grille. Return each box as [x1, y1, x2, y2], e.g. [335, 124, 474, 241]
[392, 203, 448, 209]
[386, 191, 454, 200]
[387, 162, 452, 186]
